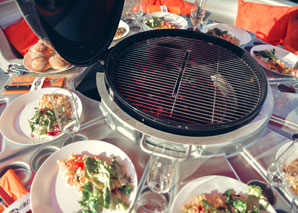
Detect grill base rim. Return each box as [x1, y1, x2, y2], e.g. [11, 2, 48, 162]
[97, 72, 273, 147]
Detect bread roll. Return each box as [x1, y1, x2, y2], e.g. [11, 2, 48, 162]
[25, 40, 70, 72]
[31, 57, 51, 72]
[49, 53, 70, 70]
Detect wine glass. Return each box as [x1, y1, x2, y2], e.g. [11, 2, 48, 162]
[134, 143, 178, 212]
[134, 190, 168, 213]
[121, 0, 132, 19]
[190, 0, 208, 31]
[267, 140, 298, 193]
[128, 0, 144, 32]
[50, 88, 81, 143]
[147, 143, 178, 194]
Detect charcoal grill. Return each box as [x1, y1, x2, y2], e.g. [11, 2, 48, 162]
[104, 30, 268, 136]
[15, 0, 271, 155]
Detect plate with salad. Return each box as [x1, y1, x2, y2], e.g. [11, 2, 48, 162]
[170, 175, 275, 213]
[203, 23, 251, 46]
[143, 12, 188, 31]
[0, 88, 82, 145]
[30, 140, 138, 213]
[250, 44, 298, 77]
[113, 20, 130, 41]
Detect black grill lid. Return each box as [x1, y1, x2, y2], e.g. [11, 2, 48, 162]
[16, 0, 124, 66]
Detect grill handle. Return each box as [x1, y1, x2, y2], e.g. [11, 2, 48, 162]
[139, 134, 192, 161]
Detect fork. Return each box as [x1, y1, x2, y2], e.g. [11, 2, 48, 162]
[6, 64, 30, 75]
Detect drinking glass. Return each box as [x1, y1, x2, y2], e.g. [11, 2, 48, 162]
[267, 140, 298, 194]
[128, 0, 144, 32]
[121, 0, 132, 19]
[190, 0, 208, 31]
[147, 143, 178, 194]
[134, 190, 168, 213]
[50, 88, 81, 143]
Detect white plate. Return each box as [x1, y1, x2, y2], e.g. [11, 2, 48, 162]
[170, 175, 275, 213]
[23, 53, 74, 74]
[113, 20, 130, 41]
[250, 44, 298, 77]
[143, 12, 188, 31]
[202, 23, 251, 46]
[30, 140, 138, 213]
[0, 88, 82, 145]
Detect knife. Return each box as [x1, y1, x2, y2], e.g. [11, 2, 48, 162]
[4, 85, 31, 90]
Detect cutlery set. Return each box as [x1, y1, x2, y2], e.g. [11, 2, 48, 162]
[4, 77, 62, 91]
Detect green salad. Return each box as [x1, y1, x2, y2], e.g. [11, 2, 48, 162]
[29, 107, 60, 137]
[78, 157, 133, 213]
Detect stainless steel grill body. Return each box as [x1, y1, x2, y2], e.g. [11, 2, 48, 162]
[97, 72, 273, 156]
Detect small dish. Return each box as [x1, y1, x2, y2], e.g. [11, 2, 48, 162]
[113, 20, 130, 41]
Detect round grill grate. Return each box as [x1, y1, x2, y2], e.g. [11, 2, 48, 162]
[105, 30, 267, 136]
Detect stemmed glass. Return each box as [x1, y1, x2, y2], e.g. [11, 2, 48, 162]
[135, 143, 178, 212]
[147, 144, 178, 194]
[128, 0, 144, 32]
[190, 0, 208, 31]
[267, 140, 298, 199]
[134, 190, 168, 213]
[50, 88, 81, 144]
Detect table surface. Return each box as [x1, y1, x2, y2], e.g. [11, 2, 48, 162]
[0, 17, 297, 212]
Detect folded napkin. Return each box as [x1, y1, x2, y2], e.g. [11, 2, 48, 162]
[4, 77, 64, 95]
[3, 18, 39, 56]
[0, 169, 28, 212]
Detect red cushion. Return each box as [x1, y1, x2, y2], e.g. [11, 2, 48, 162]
[283, 13, 298, 55]
[142, 0, 193, 16]
[235, 0, 298, 46]
[3, 18, 39, 56]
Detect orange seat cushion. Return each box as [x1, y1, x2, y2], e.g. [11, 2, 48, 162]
[235, 0, 298, 46]
[283, 13, 298, 55]
[142, 0, 193, 16]
[3, 18, 39, 56]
